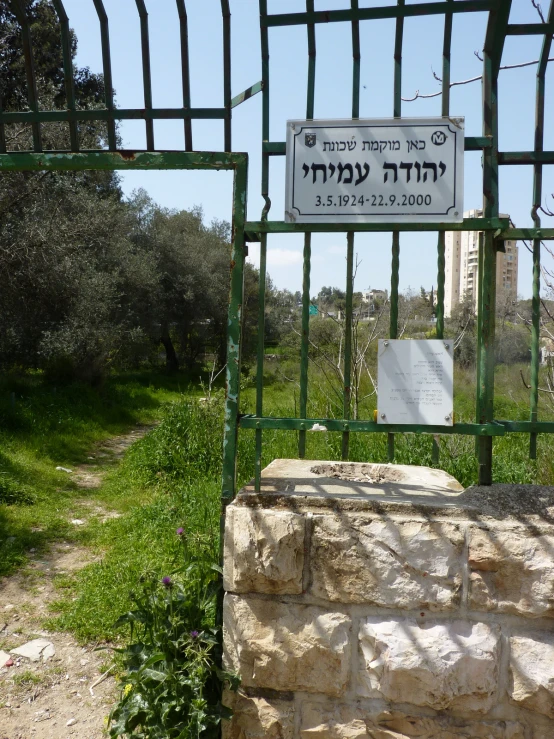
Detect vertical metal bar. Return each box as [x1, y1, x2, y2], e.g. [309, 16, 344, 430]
[299, 234, 311, 458]
[257, 0, 270, 477]
[530, 0, 553, 458]
[475, 231, 484, 455]
[12, 0, 42, 151]
[221, 0, 232, 152]
[255, 235, 267, 489]
[51, 0, 79, 151]
[478, 1, 510, 483]
[91, 0, 116, 151]
[432, 0, 453, 464]
[478, 232, 497, 484]
[388, 0, 404, 461]
[342, 0, 360, 460]
[299, 0, 316, 459]
[176, 0, 193, 151]
[134, 0, 155, 151]
[342, 232, 354, 460]
[222, 158, 248, 501]
[259, 0, 270, 210]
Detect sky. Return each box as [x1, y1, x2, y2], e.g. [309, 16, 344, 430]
[59, 0, 554, 299]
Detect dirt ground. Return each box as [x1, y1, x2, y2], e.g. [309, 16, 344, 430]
[0, 425, 154, 739]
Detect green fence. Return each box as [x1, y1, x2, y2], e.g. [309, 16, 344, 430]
[1, 0, 554, 507]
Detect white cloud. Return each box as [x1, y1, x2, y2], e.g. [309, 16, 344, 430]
[326, 244, 346, 255]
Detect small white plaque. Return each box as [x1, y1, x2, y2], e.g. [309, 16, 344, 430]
[377, 339, 453, 425]
[285, 117, 464, 223]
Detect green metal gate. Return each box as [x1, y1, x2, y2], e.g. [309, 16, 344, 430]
[1, 0, 554, 515]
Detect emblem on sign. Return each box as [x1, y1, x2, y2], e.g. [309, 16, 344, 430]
[305, 133, 316, 148]
[431, 130, 447, 145]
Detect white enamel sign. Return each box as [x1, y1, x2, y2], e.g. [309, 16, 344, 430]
[285, 117, 464, 224]
[377, 339, 453, 426]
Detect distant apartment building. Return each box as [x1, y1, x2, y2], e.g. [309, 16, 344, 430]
[444, 209, 518, 317]
[362, 288, 388, 304]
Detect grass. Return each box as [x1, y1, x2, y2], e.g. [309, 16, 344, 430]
[3, 361, 554, 647]
[47, 363, 554, 644]
[0, 370, 201, 577]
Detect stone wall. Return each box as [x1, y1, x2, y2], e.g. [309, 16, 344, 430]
[222, 460, 554, 738]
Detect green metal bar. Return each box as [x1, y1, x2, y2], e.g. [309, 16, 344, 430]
[475, 231, 484, 455]
[51, 0, 79, 151]
[135, 0, 155, 151]
[245, 218, 509, 235]
[262, 141, 286, 155]
[176, 0, 193, 150]
[299, 1, 315, 459]
[387, 0, 404, 462]
[259, 0, 270, 216]
[497, 228, 554, 240]
[240, 417, 505, 436]
[477, 232, 497, 484]
[497, 421, 554, 433]
[499, 151, 554, 164]
[342, 233, 354, 460]
[221, 0, 232, 151]
[231, 81, 263, 109]
[91, 0, 116, 150]
[351, 0, 361, 119]
[255, 234, 267, 490]
[306, 0, 316, 120]
[432, 0, 453, 465]
[476, 0, 509, 484]
[11, 0, 42, 151]
[0, 150, 245, 172]
[529, 0, 553, 459]
[342, 0, 360, 461]
[263, 1, 495, 27]
[0, 108, 226, 124]
[298, 234, 311, 458]
[506, 23, 554, 35]
[222, 158, 248, 499]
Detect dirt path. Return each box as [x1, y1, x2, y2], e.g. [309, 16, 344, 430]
[0, 424, 155, 739]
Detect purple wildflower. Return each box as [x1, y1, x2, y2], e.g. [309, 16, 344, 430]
[176, 527, 185, 536]
[162, 576, 173, 588]
[190, 630, 199, 638]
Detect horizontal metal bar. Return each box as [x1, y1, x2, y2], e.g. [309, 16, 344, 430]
[263, 141, 286, 155]
[263, 1, 494, 27]
[263, 137, 491, 156]
[231, 81, 263, 109]
[0, 108, 227, 124]
[465, 136, 492, 150]
[245, 217, 509, 236]
[506, 23, 554, 35]
[0, 150, 247, 171]
[497, 421, 554, 433]
[239, 416, 505, 436]
[499, 151, 554, 165]
[498, 228, 554, 240]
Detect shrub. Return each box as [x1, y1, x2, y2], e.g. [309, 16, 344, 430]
[108, 534, 238, 739]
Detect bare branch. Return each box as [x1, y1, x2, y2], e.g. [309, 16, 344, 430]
[403, 57, 554, 102]
[532, 0, 546, 23]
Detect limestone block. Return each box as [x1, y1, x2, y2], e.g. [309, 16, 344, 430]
[310, 515, 463, 609]
[468, 527, 554, 617]
[224, 594, 351, 695]
[224, 506, 305, 594]
[358, 618, 500, 712]
[509, 634, 554, 718]
[222, 691, 294, 739]
[300, 704, 524, 738]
